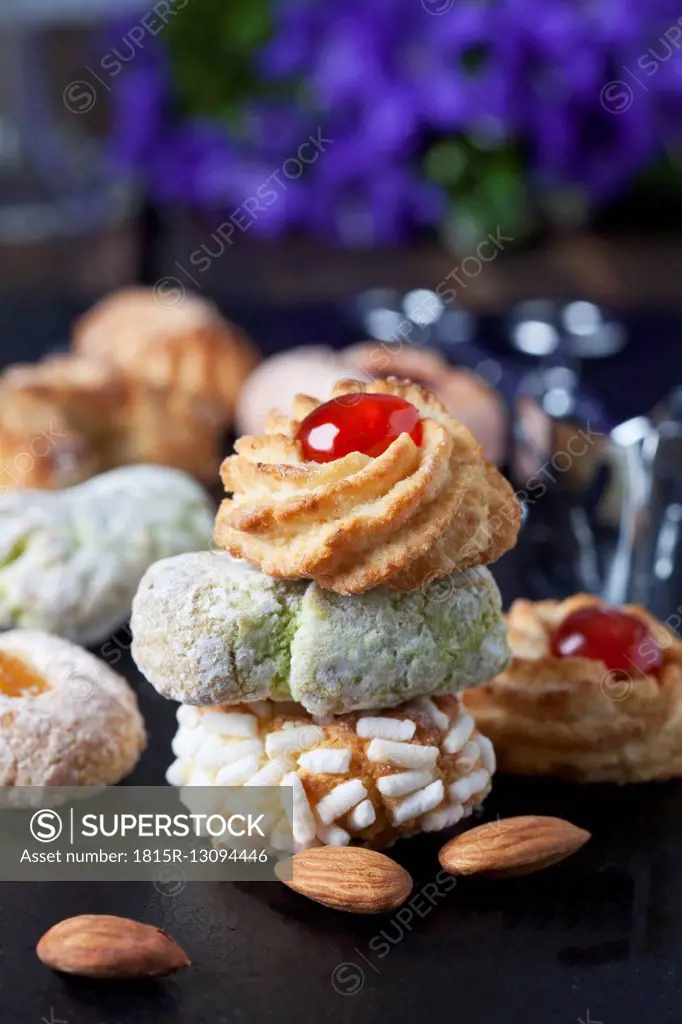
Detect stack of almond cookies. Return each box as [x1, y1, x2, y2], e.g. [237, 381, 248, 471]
[0, 287, 259, 491]
[131, 378, 521, 850]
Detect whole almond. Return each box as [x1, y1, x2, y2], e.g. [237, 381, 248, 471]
[438, 815, 590, 878]
[277, 846, 413, 913]
[36, 915, 190, 979]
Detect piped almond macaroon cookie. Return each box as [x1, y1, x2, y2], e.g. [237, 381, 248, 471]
[465, 595, 682, 783]
[167, 694, 494, 850]
[0, 630, 146, 787]
[215, 377, 520, 594]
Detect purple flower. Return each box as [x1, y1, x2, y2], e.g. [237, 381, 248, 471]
[108, 0, 682, 245]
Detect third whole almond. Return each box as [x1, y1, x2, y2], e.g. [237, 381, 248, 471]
[36, 914, 190, 979]
[438, 815, 591, 878]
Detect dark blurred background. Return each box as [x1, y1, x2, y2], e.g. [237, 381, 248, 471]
[1, 1, 681, 613]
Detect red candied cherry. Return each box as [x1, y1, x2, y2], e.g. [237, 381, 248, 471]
[551, 606, 663, 676]
[296, 393, 423, 463]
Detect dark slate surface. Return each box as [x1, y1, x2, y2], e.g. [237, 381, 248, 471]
[1, 298, 681, 1024]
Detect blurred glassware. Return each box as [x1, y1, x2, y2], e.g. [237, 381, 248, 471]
[353, 287, 430, 348]
[504, 297, 650, 603]
[559, 301, 627, 360]
[506, 297, 625, 487]
[353, 286, 478, 353]
[0, 1, 145, 245]
[508, 298, 626, 363]
[507, 380, 682, 615]
[508, 299, 560, 359]
[625, 390, 682, 619]
[434, 306, 477, 351]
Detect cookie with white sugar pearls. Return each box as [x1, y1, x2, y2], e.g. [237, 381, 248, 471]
[0, 630, 146, 787]
[167, 693, 493, 850]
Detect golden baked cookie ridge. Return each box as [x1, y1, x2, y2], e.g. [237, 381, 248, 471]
[215, 377, 520, 594]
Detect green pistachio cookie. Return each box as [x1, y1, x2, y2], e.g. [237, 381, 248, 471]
[131, 551, 509, 715]
[0, 465, 214, 646]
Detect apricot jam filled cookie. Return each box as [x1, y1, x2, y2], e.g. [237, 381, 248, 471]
[465, 595, 682, 784]
[0, 630, 145, 788]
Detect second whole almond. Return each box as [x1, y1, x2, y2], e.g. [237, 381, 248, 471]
[438, 815, 591, 878]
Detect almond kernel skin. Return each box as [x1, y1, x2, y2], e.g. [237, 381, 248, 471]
[278, 846, 413, 913]
[36, 914, 190, 979]
[438, 815, 591, 878]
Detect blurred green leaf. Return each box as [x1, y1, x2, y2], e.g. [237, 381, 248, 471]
[428, 137, 532, 251]
[459, 44, 489, 75]
[163, 0, 275, 121]
[423, 140, 469, 186]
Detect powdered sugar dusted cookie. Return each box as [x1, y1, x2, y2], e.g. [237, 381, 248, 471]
[167, 694, 494, 850]
[0, 630, 146, 787]
[0, 465, 214, 645]
[131, 552, 509, 714]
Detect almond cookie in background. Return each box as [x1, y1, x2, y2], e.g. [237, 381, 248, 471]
[131, 552, 510, 716]
[464, 595, 682, 784]
[235, 346, 372, 438]
[0, 386, 98, 492]
[72, 286, 260, 428]
[0, 465, 214, 646]
[167, 694, 495, 851]
[0, 355, 222, 485]
[235, 343, 506, 464]
[0, 287, 260, 492]
[217, 377, 520, 593]
[0, 630, 146, 790]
